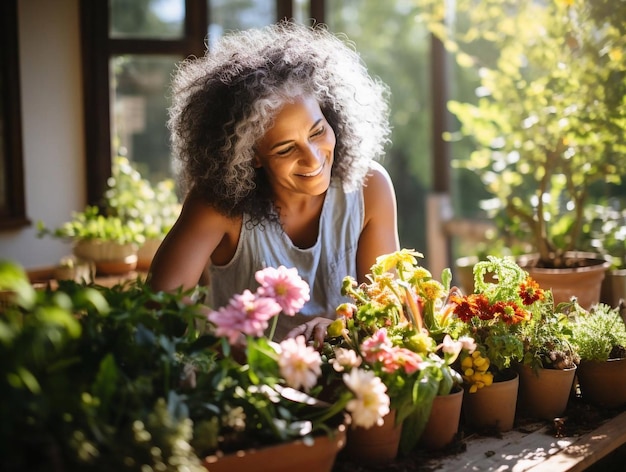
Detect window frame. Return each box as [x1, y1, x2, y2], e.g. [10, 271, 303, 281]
[0, 0, 29, 230]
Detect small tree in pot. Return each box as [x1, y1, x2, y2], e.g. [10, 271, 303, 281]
[418, 0, 626, 269]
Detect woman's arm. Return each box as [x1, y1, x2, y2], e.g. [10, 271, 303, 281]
[147, 192, 239, 292]
[357, 161, 401, 281]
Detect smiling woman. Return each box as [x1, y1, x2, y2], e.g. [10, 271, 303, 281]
[147, 21, 400, 344]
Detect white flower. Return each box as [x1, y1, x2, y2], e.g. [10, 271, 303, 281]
[343, 368, 390, 429]
[223, 405, 246, 432]
[459, 335, 477, 353]
[277, 336, 322, 392]
[330, 347, 363, 372]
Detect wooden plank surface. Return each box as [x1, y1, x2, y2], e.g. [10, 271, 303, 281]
[424, 412, 626, 471]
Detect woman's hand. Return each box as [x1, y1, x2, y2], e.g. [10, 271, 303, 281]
[284, 317, 333, 349]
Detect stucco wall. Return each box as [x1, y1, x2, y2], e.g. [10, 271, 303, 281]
[0, 0, 85, 269]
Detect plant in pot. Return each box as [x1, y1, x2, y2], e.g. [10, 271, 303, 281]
[0, 260, 387, 472]
[37, 157, 181, 276]
[37, 204, 145, 275]
[566, 301, 626, 409]
[515, 292, 580, 420]
[418, 0, 625, 307]
[441, 256, 550, 432]
[325, 249, 475, 458]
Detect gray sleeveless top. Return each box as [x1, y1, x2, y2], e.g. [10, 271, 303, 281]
[208, 179, 364, 328]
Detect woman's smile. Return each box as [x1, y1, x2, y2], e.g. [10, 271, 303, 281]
[296, 161, 325, 178]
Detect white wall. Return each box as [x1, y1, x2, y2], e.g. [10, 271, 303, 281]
[0, 0, 84, 269]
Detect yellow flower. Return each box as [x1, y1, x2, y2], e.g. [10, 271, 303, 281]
[374, 249, 423, 273]
[609, 48, 623, 62]
[419, 279, 445, 301]
[406, 331, 436, 354]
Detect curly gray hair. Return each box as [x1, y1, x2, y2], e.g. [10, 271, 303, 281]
[168, 21, 391, 222]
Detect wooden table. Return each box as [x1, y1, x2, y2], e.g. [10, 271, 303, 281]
[334, 403, 626, 471]
[422, 411, 626, 471]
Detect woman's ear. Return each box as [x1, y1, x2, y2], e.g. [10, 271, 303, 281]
[252, 153, 263, 168]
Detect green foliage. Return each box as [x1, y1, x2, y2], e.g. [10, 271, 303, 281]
[584, 203, 626, 269]
[0, 260, 350, 471]
[0, 264, 210, 471]
[37, 205, 145, 245]
[568, 302, 626, 362]
[518, 298, 579, 371]
[37, 157, 181, 246]
[418, 0, 626, 267]
[104, 156, 181, 240]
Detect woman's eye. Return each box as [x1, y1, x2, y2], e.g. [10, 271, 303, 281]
[275, 146, 294, 156]
[311, 127, 325, 138]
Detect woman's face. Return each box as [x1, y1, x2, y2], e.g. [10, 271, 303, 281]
[254, 95, 336, 198]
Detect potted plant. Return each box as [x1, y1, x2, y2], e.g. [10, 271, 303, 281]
[419, 0, 624, 307]
[37, 157, 181, 276]
[325, 249, 474, 458]
[442, 256, 554, 431]
[37, 205, 144, 275]
[567, 301, 626, 408]
[515, 291, 580, 419]
[0, 261, 379, 472]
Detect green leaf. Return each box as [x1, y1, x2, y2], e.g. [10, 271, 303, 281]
[0, 260, 36, 309]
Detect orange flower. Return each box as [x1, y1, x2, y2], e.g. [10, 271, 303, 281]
[518, 277, 545, 306]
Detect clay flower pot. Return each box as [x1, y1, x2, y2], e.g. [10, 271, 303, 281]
[202, 423, 347, 472]
[463, 371, 519, 433]
[419, 387, 463, 450]
[343, 409, 401, 465]
[577, 358, 626, 408]
[516, 364, 576, 420]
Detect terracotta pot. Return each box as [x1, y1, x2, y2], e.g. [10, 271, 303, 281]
[600, 269, 626, 309]
[136, 238, 162, 271]
[202, 423, 346, 472]
[343, 409, 401, 465]
[517, 252, 610, 309]
[516, 364, 576, 420]
[463, 371, 519, 432]
[73, 239, 138, 275]
[577, 358, 626, 408]
[419, 387, 463, 450]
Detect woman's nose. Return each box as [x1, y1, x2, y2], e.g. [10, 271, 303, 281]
[301, 143, 323, 165]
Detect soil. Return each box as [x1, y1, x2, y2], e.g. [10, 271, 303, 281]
[332, 393, 626, 472]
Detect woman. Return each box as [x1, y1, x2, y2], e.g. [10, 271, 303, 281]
[148, 21, 400, 344]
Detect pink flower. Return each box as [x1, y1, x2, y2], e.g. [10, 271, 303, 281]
[360, 328, 394, 364]
[392, 348, 425, 375]
[277, 336, 322, 392]
[255, 266, 310, 316]
[208, 289, 282, 342]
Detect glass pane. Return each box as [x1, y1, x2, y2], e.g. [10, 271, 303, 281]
[110, 55, 179, 185]
[207, 0, 275, 47]
[292, 0, 310, 25]
[327, 1, 431, 253]
[110, 0, 185, 39]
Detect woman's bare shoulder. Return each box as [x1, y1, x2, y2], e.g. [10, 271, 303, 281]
[362, 161, 396, 209]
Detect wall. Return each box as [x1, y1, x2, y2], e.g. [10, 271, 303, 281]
[0, 0, 85, 269]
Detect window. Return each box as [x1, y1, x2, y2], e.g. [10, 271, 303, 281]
[81, 0, 323, 204]
[0, 0, 28, 230]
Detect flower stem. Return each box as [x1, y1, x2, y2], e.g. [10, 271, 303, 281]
[268, 314, 279, 341]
